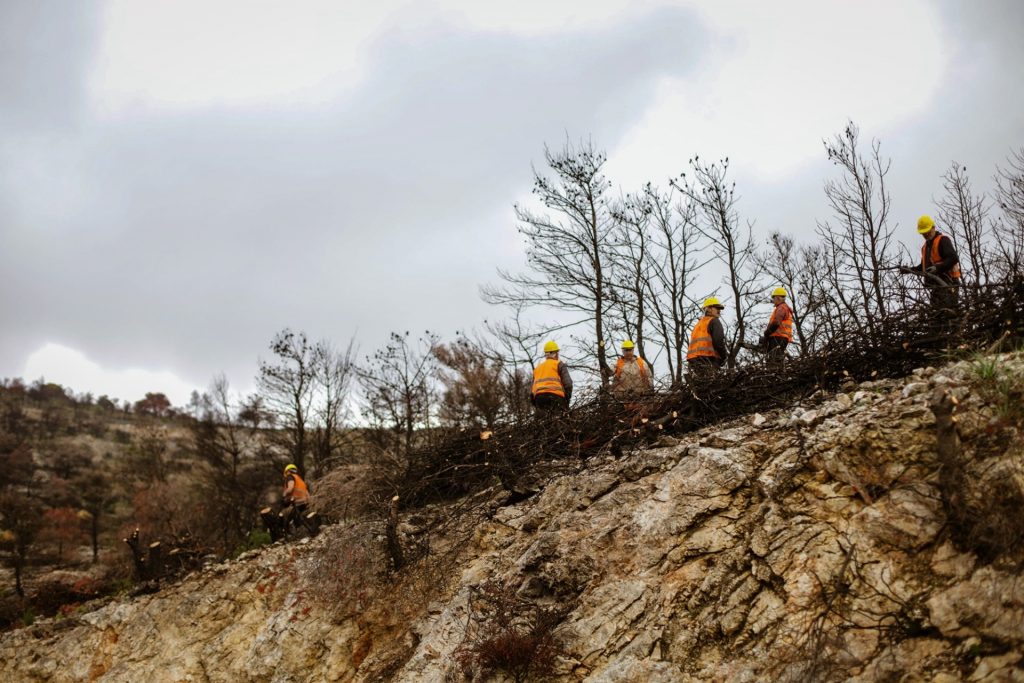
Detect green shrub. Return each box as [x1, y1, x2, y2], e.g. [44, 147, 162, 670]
[971, 354, 1000, 382]
[233, 529, 272, 557]
[969, 353, 1024, 424]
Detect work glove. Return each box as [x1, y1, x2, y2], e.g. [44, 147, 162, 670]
[898, 265, 914, 275]
[925, 265, 939, 275]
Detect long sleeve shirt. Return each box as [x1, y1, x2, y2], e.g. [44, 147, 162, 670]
[557, 361, 573, 402]
[709, 318, 728, 363]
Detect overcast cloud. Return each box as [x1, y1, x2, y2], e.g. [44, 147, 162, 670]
[2, 0, 1022, 404]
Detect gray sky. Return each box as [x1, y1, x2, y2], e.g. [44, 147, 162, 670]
[2, 0, 1022, 404]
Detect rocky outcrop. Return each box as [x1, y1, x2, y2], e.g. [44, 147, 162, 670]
[4, 355, 1024, 682]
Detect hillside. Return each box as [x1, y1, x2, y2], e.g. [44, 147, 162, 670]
[2, 353, 1023, 682]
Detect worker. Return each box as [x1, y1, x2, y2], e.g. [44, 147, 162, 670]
[611, 340, 652, 396]
[531, 340, 573, 412]
[761, 287, 794, 366]
[903, 215, 961, 314]
[281, 463, 312, 532]
[687, 297, 728, 379]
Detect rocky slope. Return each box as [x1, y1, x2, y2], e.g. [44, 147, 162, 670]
[3, 354, 1024, 682]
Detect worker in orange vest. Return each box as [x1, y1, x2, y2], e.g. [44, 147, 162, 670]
[687, 297, 728, 379]
[281, 463, 312, 532]
[611, 340, 652, 395]
[531, 340, 573, 412]
[902, 215, 961, 313]
[761, 287, 794, 366]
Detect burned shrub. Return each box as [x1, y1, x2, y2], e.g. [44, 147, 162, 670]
[453, 579, 566, 683]
[931, 382, 1024, 566]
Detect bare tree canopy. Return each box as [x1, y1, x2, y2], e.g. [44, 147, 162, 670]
[484, 139, 616, 387]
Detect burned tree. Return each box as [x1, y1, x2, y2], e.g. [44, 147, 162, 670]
[672, 157, 761, 368]
[609, 189, 654, 365]
[310, 339, 357, 473]
[257, 329, 316, 473]
[993, 147, 1024, 278]
[435, 336, 514, 430]
[358, 332, 439, 458]
[0, 492, 42, 597]
[937, 162, 990, 287]
[191, 375, 275, 554]
[484, 140, 616, 388]
[74, 471, 115, 563]
[815, 122, 900, 338]
[641, 185, 706, 387]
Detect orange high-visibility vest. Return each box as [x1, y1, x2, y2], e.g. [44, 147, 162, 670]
[769, 303, 794, 342]
[615, 356, 649, 378]
[687, 316, 719, 360]
[286, 474, 310, 504]
[532, 358, 565, 398]
[921, 232, 961, 279]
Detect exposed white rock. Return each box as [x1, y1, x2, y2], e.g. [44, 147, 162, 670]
[931, 541, 976, 580]
[4, 353, 1024, 682]
[849, 482, 944, 549]
[901, 381, 929, 397]
[927, 566, 1024, 643]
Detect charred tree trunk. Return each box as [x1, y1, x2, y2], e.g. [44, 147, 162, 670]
[386, 495, 405, 571]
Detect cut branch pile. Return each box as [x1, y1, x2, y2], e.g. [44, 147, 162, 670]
[397, 277, 1024, 508]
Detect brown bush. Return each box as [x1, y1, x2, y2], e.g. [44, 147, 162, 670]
[309, 461, 399, 523]
[453, 580, 566, 683]
[0, 595, 29, 630]
[949, 458, 1024, 565]
[935, 368, 1024, 566]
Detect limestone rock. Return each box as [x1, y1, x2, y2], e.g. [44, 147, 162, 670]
[5, 354, 1024, 682]
[849, 483, 944, 549]
[927, 566, 1024, 643]
[902, 381, 929, 397]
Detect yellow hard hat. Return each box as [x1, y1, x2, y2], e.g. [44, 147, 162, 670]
[543, 340, 559, 353]
[284, 464, 298, 475]
[771, 287, 788, 298]
[917, 215, 935, 234]
[702, 296, 725, 309]
[621, 340, 635, 349]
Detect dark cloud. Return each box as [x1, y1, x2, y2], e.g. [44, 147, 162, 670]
[735, 1, 1024, 260]
[0, 5, 705, 391]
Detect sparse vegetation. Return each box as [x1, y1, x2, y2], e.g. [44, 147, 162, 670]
[942, 354, 1024, 565]
[453, 579, 566, 683]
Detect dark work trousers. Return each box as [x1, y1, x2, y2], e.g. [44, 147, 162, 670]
[928, 279, 960, 335]
[533, 392, 568, 413]
[765, 337, 789, 369]
[281, 500, 311, 533]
